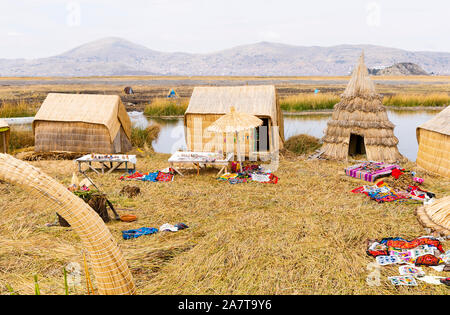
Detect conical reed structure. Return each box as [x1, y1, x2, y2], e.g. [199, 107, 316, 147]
[321, 52, 403, 162]
[0, 154, 136, 295]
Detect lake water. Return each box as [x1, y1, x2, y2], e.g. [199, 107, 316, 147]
[128, 110, 440, 161]
[8, 109, 440, 161]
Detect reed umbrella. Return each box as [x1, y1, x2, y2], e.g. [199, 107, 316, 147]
[207, 107, 263, 172]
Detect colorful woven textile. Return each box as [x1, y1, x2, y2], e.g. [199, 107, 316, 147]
[345, 162, 400, 182]
[380, 237, 444, 253]
[142, 172, 159, 182]
[120, 169, 175, 182]
[122, 227, 158, 240]
[156, 171, 174, 182]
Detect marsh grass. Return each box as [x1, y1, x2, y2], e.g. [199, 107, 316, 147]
[280, 93, 449, 112]
[0, 100, 38, 118]
[9, 129, 34, 152]
[383, 93, 450, 107]
[131, 125, 161, 149]
[0, 154, 449, 295]
[280, 93, 339, 111]
[284, 134, 321, 155]
[144, 98, 189, 116]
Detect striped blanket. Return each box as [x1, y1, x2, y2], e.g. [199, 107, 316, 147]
[345, 162, 400, 182]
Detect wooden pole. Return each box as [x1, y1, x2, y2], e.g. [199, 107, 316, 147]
[236, 131, 243, 172]
[2, 133, 6, 153]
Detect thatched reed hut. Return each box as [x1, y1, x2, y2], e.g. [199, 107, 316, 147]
[322, 53, 402, 162]
[34, 93, 132, 153]
[0, 119, 10, 153]
[184, 85, 284, 157]
[416, 106, 449, 178]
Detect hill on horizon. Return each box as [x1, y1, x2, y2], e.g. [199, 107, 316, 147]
[0, 37, 448, 77]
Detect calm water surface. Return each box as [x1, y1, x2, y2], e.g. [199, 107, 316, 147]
[128, 110, 440, 161]
[9, 109, 440, 162]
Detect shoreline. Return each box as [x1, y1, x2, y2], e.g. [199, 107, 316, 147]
[2, 106, 445, 121]
[144, 105, 446, 119]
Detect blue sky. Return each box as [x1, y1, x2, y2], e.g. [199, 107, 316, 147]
[1, 0, 449, 59]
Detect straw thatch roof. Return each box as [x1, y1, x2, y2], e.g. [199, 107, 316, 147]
[207, 107, 263, 133]
[321, 52, 403, 162]
[417, 106, 450, 136]
[342, 52, 377, 98]
[186, 85, 278, 123]
[0, 119, 9, 129]
[416, 196, 450, 236]
[34, 93, 131, 141]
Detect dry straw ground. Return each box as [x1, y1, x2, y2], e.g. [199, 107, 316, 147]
[0, 153, 449, 295]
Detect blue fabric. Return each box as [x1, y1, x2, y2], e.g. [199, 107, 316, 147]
[122, 227, 158, 240]
[142, 172, 159, 182]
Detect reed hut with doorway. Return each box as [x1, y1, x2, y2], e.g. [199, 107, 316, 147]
[184, 85, 284, 157]
[321, 53, 403, 162]
[416, 106, 449, 178]
[34, 93, 132, 153]
[0, 119, 10, 153]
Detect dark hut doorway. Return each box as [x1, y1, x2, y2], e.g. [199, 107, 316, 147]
[255, 118, 270, 152]
[348, 133, 366, 156]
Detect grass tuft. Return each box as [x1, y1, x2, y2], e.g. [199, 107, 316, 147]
[0, 100, 38, 118]
[131, 125, 161, 149]
[9, 129, 35, 152]
[144, 98, 188, 117]
[284, 134, 321, 155]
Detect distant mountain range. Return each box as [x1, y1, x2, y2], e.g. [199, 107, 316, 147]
[0, 37, 448, 77]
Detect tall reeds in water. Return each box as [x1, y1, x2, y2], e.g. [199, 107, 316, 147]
[144, 98, 189, 116]
[0, 100, 39, 118]
[131, 125, 161, 149]
[280, 93, 340, 111]
[280, 93, 449, 112]
[383, 93, 450, 107]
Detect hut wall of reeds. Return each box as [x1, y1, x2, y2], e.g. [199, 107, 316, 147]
[33, 94, 132, 154]
[0, 154, 136, 295]
[322, 53, 403, 162]
[184, 85, 284, 156]
[416, 106, 450, 178]
[0, 119, 10, 153]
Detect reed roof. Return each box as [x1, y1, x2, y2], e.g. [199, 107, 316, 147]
[34, 93, 131, 141]
[186, 85, 278, 123]
[342, 52, 377, 98]
[417, 106, 450, 136]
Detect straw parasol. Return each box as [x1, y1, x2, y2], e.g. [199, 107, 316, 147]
[321, 51, 403, 162]
[207, 107, 262, 171]
[416, 196, 450, 236]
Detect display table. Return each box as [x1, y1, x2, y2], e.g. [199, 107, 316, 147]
[76, 154, 137, 175]
[168, 151, 233, 176]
